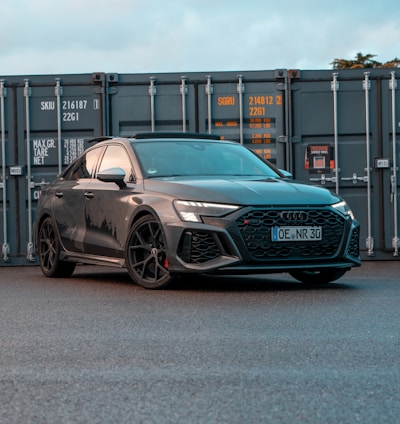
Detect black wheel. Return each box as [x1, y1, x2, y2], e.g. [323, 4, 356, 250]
[125, 215, 173, 289]
[38, 217, 76, 278]
[289, 268, 348, 285]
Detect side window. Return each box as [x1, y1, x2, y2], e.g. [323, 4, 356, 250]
[97, 145, 133, 183]
[64, 147, 102, 181]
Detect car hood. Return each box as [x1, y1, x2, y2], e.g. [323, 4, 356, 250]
[144, 177, 340, 206]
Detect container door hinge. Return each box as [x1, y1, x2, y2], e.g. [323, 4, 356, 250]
[107, 73, 118, 83]
[92, 72, 106, 83]
[288, 69, 300, 79]
[107, 87, 118, 95]
[275, 69, 287, 79]
[276, 83, 287, 91]
[2, 243, 10, 263]
[277, 135, 300, 144]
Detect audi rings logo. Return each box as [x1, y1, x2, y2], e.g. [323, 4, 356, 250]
[280, 211, 308, 222]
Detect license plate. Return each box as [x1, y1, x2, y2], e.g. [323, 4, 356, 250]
[271, 226, 322, 242]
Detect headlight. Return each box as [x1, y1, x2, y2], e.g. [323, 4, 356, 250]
[332, 200, 355, 219]
[174, 200, 240, 222]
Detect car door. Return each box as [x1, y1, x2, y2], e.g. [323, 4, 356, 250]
[52, 146, 104, 253]
[83, 144, 135, 257]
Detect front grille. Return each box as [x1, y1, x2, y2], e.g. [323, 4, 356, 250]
[178, 230, 221, 263]
[237, 209, 345, 260]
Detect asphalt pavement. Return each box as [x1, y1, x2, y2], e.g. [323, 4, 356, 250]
[0, 261, 399, 423]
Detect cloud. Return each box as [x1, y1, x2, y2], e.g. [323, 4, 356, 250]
[1, 0, 399, 76]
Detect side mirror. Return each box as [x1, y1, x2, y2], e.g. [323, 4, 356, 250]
[97, 167, 126, 188]
[279, 169, 293, 179]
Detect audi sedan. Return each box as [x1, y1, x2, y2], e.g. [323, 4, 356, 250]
[34, 133, 360, 289]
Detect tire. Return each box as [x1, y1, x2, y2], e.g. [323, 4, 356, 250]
[289, 268, 348, 285]
[125, 215, 173, 289]
[38, 217, 76, 278]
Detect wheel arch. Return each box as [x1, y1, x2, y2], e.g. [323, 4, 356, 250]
[34, 213, 52, 252]
[128, 206, 162, 230]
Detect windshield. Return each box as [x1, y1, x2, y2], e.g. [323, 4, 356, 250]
[133, 140, 281, 179]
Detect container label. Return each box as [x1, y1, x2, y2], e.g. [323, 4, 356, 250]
[33, 138, 57, 165]
[31, 137, 86, 166]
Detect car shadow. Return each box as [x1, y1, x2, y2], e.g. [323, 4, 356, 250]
[70, 265, 357, 293]
[173, 273, 356, 292]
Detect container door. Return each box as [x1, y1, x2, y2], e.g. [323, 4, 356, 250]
[290, 69, 399, 259]
[0, 74, 105, 266]
[106, 73, 197, 135]
[380, 72, 400, 256]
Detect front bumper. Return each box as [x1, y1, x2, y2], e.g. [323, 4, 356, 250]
[162, 206, 361, 275]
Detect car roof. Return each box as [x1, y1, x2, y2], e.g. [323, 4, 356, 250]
[131, 132, 222, 141]
[88, 132, 225, 145]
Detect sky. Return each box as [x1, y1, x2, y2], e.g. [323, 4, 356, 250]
[1, 0, 400, 76]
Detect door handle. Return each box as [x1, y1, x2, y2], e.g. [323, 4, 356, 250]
[84, 192, 94, 199]
[55, 192, 63, 198]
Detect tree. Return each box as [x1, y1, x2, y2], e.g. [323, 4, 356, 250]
[331, 52, 400, 69]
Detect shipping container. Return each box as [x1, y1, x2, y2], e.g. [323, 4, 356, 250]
[0, 68, 399, 265]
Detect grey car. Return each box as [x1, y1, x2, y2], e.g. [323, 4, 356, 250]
[34, 133, 360, 289]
